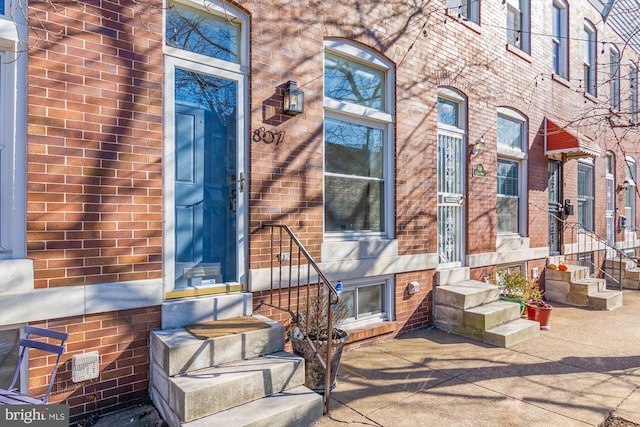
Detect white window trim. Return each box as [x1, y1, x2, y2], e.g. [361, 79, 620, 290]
[626, 156, 637, 232]
[338, 275, 394, 330]
[163, 0, 250, 73]
[578, 159, 595, 232]
[323, 40, 395, 241]
[610, 46, 621, 110]
[446, 0, 479, 23]
[506, 0, 530, 54]
[632, 62, 639, 118]
[552, 0, 568, 79]
[162, 1, 249, 293]
[438, 87, 467, 132]
[583, 21, 597, 96]
[496, 108, 528, 237]
[0, 1, 27, 259]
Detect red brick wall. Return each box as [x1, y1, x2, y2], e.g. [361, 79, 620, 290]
[26, 0, 164, 289]
[29, 307, 160, 422]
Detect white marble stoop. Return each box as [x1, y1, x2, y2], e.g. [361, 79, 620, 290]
[150, 294, 323, 427]
[433, 268, 540, 348]
[545, 264, 623, 310]
[604, 258, 640, 290]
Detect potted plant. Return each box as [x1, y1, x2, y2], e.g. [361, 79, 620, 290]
[524, 280, 553, 330]
[288, 290, 349, 394]
[496, 270, 529, 315]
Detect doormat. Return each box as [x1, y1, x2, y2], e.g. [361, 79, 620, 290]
[184, 316, 271, 340]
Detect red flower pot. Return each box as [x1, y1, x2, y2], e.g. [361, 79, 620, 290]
[526, 303, 552, 330]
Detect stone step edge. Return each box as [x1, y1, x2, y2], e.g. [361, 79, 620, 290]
[484, 318, 540, 348]
[151, 314, 285, 376]
[181, 385, 323, 427]
[169, 351, 305, 422]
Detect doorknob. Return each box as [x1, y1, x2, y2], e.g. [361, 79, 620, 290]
[239, 172, 245, 192]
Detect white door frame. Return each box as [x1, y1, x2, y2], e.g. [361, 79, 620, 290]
[163, 56, 248, 294]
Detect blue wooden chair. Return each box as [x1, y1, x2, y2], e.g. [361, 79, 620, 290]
[0, 326, 68, 404]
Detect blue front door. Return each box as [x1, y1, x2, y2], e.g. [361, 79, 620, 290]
[174, 68, 239, 289]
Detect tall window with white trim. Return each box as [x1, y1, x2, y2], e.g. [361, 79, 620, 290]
[552, 0, 568, 79]
[610, 46, 621, 110]
[606, 152, 615, 243]
[626, 158, 637, 231]
[496, 109, 527, 235]
[323, 41, 394, 239]
[583, 21, 597, 96]
[506, 0, 530, 53]
[631, 62, 638, 124]
[578, 160, 595, 231]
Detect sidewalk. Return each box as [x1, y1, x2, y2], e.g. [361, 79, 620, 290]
[317, 290, 640, 426]
[91, 290, 640, 427]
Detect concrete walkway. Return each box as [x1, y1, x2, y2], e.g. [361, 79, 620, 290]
[316, 290, 640, 427]
[90, 290, 640, 427]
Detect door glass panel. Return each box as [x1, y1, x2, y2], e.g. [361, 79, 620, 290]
[174, 68, 238, 289]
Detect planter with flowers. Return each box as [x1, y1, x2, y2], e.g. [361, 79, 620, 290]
[524, 280, 553, 330]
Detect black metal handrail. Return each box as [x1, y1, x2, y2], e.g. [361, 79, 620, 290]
[259, 224, 340, 415]
[557, 216, 638, 291]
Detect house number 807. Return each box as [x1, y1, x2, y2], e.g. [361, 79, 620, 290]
[253, 127, 285, 145]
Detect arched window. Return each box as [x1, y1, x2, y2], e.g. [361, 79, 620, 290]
[323, 40, 394, 238]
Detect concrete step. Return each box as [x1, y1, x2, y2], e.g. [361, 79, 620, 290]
[621, 277, 640, 290]
[588, 290, 623, 311]
[484, 318, 540, 348]
[546, 265, 589, 283]
[436, 267, 470, 286]
[161, 292, 253, 329]
[463, 300, 522, 331]
[624, 267, 640, 280]
[168, 352, 305, 423]
[568, 278, 606, 306]
[182, 385, 323, 427]
[435, 280, 500, 310]
[151, 315, 285, 376]
[604, 258, 636, 270]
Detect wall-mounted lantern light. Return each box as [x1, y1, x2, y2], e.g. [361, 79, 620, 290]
[283, 80, 304, 115]
[470, 137, 485, 156]
[617, 179, 632, 192]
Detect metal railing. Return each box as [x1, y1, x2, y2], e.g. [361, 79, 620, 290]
[259, 224, 340, 415]
[559, 216, 639, 291]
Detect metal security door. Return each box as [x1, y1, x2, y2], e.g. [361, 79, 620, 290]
[437, 132, 465, 267]
[548, 160, 562, 255]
